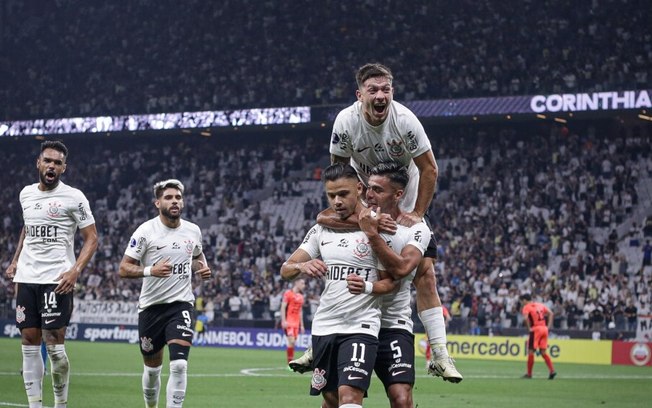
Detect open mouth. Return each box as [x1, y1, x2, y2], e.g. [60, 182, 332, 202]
[373, 104, 386, 114]
[45, 171, 56, 182]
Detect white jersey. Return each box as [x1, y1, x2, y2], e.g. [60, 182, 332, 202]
[330, 100, 432, 213]
[124, 217, 203, 312]
[299, 224, 384, 337]
[379, 222, 431, 332]
[15, 182, 95, 284]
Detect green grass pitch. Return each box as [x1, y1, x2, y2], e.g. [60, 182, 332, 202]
[0, 338, 649, 407]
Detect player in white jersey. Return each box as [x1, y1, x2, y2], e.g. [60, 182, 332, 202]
[348, 162, 432, 407]
[326, 63, 462, 382]
[119, 179, 211, 408]
[6, 140, 98, 408]
[281, 164, 398, 408]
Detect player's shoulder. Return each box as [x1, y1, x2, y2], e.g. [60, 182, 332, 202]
[19, 183, 39, 199]
[181, 218, 202, 234]
[391, 100, 418, 119]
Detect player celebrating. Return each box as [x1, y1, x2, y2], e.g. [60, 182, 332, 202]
[281, 163, 397, 408]
[323, 62, 461, 382]
[6, 140, 98, 408]
[347, 162, 431, 407]
[119, 179, 212, 408]
[520, 294, 557, 379]
[281, 278, 306, 365]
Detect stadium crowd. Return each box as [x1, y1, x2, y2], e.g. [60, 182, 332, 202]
[2, 0, 650, 121]
[1, 120, 650, 338]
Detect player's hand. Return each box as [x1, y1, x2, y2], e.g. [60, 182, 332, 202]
[193, 260, 212, 281]
[396, 210, 422, 227]
[298, 259, 328, 279]
[281, 321, 288, 329]
[346, 274, 365, 295]
[5, 262, 17, 281]
[54, 268, 79, 294]
[377, 213, 397, 235]
[358, 207, 380, 236]
[152, 257, 173, 278]
[300, 326, 305, 334]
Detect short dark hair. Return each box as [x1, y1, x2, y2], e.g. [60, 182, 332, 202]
[369, 161, 409, 189]
[40, 140, 68, 159]
[520, 293, 532, 302]
[356, 63, 393, 89]
[322, 163, 359, 183]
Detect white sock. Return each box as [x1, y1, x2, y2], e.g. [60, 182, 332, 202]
[142, 365, 162, 408]
[22, 345, 44, 408]
[339, 404, 363, 408]
[47, 344, 69, 408]
[166, 360, 187, 407]
[419, 307, 449, 358]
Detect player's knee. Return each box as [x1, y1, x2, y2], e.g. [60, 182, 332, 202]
[387, 384, 412, 408]
[168, 343, 190, 361]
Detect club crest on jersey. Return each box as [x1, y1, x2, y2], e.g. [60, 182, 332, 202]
[311, 368, 327, 390]
[16, 305, 26, 323]
[387, 139, 405, 158]
[47, 201, 63, 218]
[140, 336, 154, 352]
[184, 240, 194, 255]
[353, 239, 371, 259]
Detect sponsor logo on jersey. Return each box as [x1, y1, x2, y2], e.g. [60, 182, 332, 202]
[16, 305, 26, 324]
[343, 365, 369, 376]
[34, 203, 42, 210]
[140, 336, 154, 352]
[172, 242, 181, 250]
[406, 130, 419, 151]
[320, 240, 333, 246]
[353, 239, 371, 259]
[337, 239, 349, 248]
[327, 264, 373, 281]
[47, 201, 63, 218]
[331, 133, 340, 144]
[311, 368, 327, 390]
[302, 227, 317, 244]
[26, 224, 60, 243]
[356, 146, 371, 153]
[77, 202, 88, 221]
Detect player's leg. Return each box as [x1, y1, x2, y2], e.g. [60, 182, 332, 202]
[164, 303, 195, 408]
[337, 334, 378, 407]
[17, 283, 45, 408]
[311, 335, 340, 407]
[139, 306, 167, 408]
[41, 342, 48, 374]
[415, 257, 462, 383]
[374, 329, 415, 408]
[538, 328, 556, 379]
[286, 326, 297, 363]
[166, 341, 191, 407]
[143, 351, 164, 408]
[523, 332, 535, 378]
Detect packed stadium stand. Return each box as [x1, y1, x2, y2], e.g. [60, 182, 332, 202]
[1, 0, 650, 341]
[1, 0, 650, 120]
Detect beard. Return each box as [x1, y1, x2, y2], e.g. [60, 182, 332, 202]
[39, 170, 60, 188]
[160, 206, 182, 220]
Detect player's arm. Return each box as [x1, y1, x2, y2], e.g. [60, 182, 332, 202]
[346, 269, 398, 295]
[280, 297, 288, 328]
[5, 226, 25, 280]
[546, 308, 554, 328]
[359, 207, 422, 279]
[192, 253, 212, 280]
[397, 150, 438, 227]
[317, 206, 397, 233]
[280, 248, 327, 281]
[54, 223, 99, 294]
[118, 254, 173, 279]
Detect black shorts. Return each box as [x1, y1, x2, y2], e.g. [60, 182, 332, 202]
[375, 328, 415, 389]
[310, 333, 378, 396]
[138, 302, 195, 356]
[15, 283, 73, 330]
[423, 213, 438, 259]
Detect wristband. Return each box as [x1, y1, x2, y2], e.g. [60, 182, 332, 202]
[363, 281, 373, 294]
[143, 266, 152, 277]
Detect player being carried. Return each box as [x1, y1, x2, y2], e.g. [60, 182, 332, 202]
[291, 62, 462, 383]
